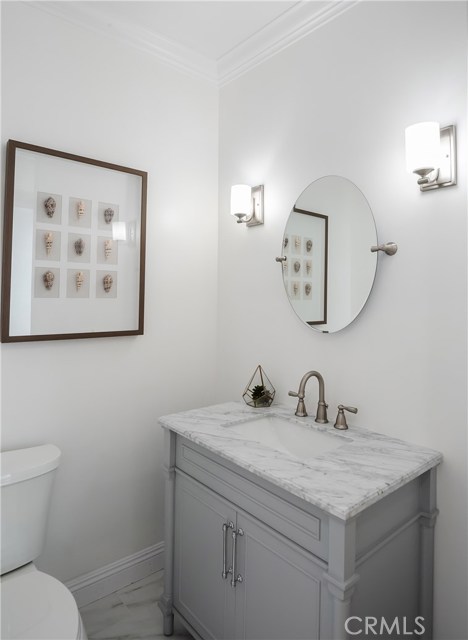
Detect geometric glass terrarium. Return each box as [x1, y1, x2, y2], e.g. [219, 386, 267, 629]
[242, 365, 275, 408]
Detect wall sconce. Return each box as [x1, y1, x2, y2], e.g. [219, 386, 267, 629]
[405, 122, 457, 191]
[230, 184, 264, 226]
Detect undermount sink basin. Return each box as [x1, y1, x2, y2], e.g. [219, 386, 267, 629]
[225, 415, 352, 461]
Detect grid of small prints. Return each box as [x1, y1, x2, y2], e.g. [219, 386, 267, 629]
[282, 234, 313, 300]
[34, 191, 119, 300]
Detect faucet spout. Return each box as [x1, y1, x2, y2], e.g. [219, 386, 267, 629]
[288, 370, 329, 423]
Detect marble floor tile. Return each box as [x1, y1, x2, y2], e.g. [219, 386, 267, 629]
[117, 574, 163, 602]
[91, 615, 163, 640]
[79, 592, 131, 637]
[79, 571, 192, 640]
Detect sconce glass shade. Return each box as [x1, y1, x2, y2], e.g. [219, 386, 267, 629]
[230, 184, 252, 220]
[405, 122, 440, 175]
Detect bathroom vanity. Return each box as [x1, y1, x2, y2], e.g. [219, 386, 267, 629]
[158, 402, 441, 640]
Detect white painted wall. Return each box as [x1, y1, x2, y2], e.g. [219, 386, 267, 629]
[2, 1, 467, 638]
[1, 2, 219, 581]
[217, 2, 467, 639]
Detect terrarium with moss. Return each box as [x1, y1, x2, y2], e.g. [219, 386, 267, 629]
[242, 365, 275, 408]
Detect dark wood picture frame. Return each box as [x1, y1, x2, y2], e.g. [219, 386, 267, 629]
[1, 140, 147, 342]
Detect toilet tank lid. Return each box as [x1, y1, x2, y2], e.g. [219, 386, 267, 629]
[1, 445, 61, 486]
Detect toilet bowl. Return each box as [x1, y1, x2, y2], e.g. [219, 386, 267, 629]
[1, 564, 87, 639]
[1, 445, 88, 640]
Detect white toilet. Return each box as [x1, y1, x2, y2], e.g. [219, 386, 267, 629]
[1, 444, 88, 639]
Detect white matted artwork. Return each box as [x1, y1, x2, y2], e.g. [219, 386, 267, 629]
[35, 229, 61, 261]
[36, 192, 62, 224]
[67, 269, 90, 298]
[34, 267, 60, 298]
[2, 140, 147, 341]
[290, 280, 300, 300]
[98, 202, 119, 230]
[96, 270, 117, 299]
[68, 233, 91, 262]
[97, 236, 118, 265]
[304, 282, 312, 299]
[292, 234, 302, 254]
[281, 207, 328, 325]
[68, 197, 92, 228]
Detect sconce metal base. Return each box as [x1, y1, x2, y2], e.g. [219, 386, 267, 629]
[246, 185, 264, 227]
[419, 125, 457, 191]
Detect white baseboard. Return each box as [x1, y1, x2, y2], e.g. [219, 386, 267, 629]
[66, 542, 164, 608]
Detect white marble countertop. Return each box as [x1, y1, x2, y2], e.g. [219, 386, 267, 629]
[159, 401, 442, 520]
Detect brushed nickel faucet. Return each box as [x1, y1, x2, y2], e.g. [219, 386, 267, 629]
[288, 371, 329, 423]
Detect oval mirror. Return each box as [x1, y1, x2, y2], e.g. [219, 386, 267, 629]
[281, 176, 377, 333]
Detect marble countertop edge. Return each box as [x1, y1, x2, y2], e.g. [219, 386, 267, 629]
[158, 402, 442, 521]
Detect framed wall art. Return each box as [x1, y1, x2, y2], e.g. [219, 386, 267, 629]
[282, 207, 328, 325]
[1, 140, 147, 342]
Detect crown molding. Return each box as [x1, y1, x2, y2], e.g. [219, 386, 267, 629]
[217, 1, 360, 87]
[28, 1, 218, 84]
[27, 1, 360, 87]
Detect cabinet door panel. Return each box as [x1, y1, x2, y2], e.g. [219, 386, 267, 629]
[235, 512, 324, 640]
[174, 473, 236, 640]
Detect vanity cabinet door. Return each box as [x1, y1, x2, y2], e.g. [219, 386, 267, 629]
[234, 511, 324, 640]
[174, 473, 236, 640]
[174, 472, 326, 640]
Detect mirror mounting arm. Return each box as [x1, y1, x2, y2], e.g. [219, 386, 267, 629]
[371, 242, 398, 256]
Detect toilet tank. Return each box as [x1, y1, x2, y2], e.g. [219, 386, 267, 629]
[1, 445, 61, 574]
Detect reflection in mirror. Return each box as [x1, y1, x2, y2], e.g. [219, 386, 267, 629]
[281, 176, 377, 333]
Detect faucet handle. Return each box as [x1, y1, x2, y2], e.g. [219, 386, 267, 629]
[334, 405, 358, 430]
[288, 390, 307, 417]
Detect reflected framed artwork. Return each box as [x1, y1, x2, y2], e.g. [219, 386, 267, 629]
[284, 207, 328, 325]
[1, 140, 147, 342]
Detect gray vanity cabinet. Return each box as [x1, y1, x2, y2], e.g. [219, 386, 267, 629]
[160, 427, 438, 640]
[174, 472, 325, 640]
